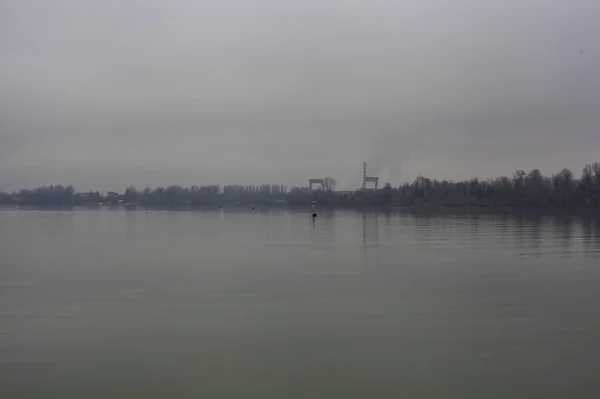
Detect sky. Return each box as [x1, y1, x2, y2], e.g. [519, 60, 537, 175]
[1, 0, 599, 192]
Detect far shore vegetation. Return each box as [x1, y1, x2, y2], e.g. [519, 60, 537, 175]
[2, 162, 600, 210]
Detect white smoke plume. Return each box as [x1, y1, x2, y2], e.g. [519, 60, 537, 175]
[365, 132, 410, 187]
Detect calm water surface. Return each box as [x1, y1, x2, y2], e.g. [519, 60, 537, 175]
[1, 209, 600, 398]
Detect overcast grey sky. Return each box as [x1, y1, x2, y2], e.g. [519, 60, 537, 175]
[1, 0, 599, 191]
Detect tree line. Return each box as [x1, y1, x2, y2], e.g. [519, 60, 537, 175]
[1, 162, 600, 208]
[288, 163, 600, 208]
[0, 184, 289, 207]
[386, 163, 600, 208]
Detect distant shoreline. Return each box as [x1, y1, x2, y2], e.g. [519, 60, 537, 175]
[390, 205, 600, 217]
[3, 163, 600, 210]
[3, 203, 600, 217]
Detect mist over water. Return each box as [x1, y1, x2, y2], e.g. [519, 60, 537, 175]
[2, 209, 600, 398]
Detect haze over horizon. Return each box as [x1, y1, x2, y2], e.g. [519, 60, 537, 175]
[2, 0, 599, 192]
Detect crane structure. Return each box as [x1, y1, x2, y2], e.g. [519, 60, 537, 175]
[308, 162, 379, 192]
[308, 178, 325, 191]
[361, 162, 379, 190]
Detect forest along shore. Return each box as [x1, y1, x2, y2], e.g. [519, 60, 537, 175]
[1, 162, 600, 209]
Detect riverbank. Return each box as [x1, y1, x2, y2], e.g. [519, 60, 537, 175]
[3, 203, 600, 216]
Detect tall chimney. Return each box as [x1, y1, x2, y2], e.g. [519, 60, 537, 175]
[362, 161, 367, 189]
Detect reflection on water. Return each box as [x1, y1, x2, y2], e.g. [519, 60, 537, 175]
[1, 209, 600, 399]
[582, 217, 600, 254]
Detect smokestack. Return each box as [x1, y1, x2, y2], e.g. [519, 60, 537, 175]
[362, 161, 367, 189]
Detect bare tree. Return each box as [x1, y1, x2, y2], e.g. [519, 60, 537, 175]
[323, 177, 337, 192]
